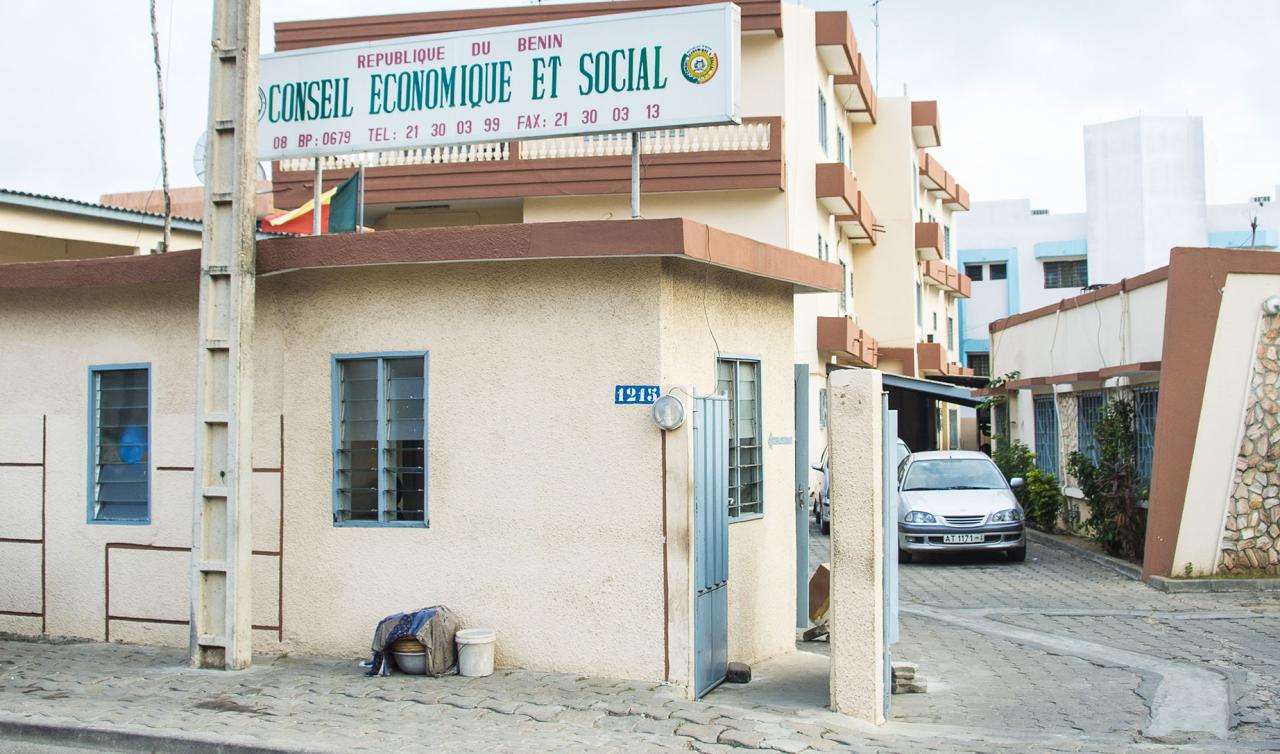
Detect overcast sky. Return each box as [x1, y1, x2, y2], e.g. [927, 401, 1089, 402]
[2, 0, 1276, 212]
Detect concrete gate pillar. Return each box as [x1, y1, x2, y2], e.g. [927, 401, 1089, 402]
[826, 369, 885, 723]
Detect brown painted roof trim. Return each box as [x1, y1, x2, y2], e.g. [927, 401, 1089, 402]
[990, 265, 1170, 334]
[1098, 361, 1162, 379]
[0, 249, 200, 289]
[0, 219, 841, 294]
[1143, 247, 1280, 578]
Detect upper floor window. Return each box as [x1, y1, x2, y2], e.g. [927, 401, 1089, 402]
[333, 353, 428, 526]
[817, 89, 828, 154]
[915, 282, 923, 326]
[1044, 259, 1087, 289]
[837, 130, 847, 168]
[717, 358, 763, 521]
[968, 353, 991, 377]
[944, 226, 952, 261]
[88, 365, 151, 524]
[989, 263, 1008, 281]
[965, 264, 985, 281]
[839, 259, 849, 313]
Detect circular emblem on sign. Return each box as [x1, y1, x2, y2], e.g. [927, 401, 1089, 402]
[257, 87, 267, 121]
[681, 45, 718, 85]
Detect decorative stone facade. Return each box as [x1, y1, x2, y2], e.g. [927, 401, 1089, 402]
[1219, 314, 1280, 574]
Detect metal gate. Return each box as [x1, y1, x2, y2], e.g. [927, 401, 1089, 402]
[881, 396, 901, 718]
[693, 395, 729, 698]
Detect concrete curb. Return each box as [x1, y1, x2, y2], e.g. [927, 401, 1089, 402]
[1026, 529, 1143, 581]
[0, 715, 335, 754]
[1147, 574, 1280, 594]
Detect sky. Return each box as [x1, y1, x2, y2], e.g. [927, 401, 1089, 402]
[2, 0, 1276, 212]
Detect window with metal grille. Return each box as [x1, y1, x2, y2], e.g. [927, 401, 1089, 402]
[1033, 395, 1059, 476]
[818, 387, 828, 429]
[1135, 386, 1159, 483]
[947, 316, 955, 350]
[968, 353, 990, 377]
[1043, 259, 1088, 289]
[944, 225, 951, 261]
[993, 400, 1009, 440]
[837, 129, 846, 167]
[817, 89, 828, 154]
[717, 358, 762, 520]
[839, 260, 849, 313]
[989, 263, 1007, 280]
[333, 353, 428, 526]
[88, 365, 150, 523]
[965, 263, 984, 281]
[1077, 391, 1106, 463]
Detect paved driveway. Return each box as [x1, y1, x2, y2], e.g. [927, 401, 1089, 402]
[809, 520, 1280, 745]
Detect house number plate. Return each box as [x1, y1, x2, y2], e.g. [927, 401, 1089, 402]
[615, 385, 660, 404]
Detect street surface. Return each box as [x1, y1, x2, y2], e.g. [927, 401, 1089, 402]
[0, 528, 1277, 753]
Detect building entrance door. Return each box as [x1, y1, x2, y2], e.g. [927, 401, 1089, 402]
[693, 395, 729, 698]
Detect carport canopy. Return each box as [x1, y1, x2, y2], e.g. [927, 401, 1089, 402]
[880, 373, 981, 407]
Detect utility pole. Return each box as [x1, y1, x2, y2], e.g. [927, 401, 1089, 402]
[190, 0, 260, 670]
[148, 0, 171, 253]
[871, 0, 881, 91]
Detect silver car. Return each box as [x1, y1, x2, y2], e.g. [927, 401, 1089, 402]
[897, 450, 1025, 563]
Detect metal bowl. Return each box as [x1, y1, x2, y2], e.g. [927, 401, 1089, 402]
[390, 649, 427, 675]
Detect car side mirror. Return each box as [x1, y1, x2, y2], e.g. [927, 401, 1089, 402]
[1010, 477, 1025, 489]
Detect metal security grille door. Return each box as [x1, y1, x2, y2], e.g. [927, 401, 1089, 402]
[693, 395, 730, 698]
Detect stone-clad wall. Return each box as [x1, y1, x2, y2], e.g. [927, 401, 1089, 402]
[1219, 313, 1280, 573]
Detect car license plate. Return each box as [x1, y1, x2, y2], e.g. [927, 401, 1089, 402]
[943, 534, 985, 544]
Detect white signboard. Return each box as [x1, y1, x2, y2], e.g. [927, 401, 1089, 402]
[257, 3, 741, 160]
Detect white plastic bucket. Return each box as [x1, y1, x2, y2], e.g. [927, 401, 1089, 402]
[455, 628, 496, 677]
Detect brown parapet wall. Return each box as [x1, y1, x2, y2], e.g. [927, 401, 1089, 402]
[1145, 248, 1280, 578]
[990, 266, 1170, 334]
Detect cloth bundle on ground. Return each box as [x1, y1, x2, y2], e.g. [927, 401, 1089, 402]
[365, 605, 460, 677]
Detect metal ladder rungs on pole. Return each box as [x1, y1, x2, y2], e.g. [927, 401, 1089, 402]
[197, 560, 229, 573]
[198, 634, 228, 648]
[201, 486, 229, 499]
[202, 339, 230, 350]
[213, 119, 235, 133]
[210, 192, 234, 205]
[202, 413, 231, 425]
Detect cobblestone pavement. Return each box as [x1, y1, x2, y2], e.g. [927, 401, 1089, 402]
[1, 532, 1278, 753]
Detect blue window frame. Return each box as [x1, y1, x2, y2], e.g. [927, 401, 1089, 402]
[1135, 386, 1159, 483]
[1077, 391, 1106, 463]
[817, 89, 828, 154]
[716, 357, 763, 521]
[87, 364, 151, 524]
[1033, 395, 1059, 477]
[332, 352, 429, 527]
[837, 129, 846, 167]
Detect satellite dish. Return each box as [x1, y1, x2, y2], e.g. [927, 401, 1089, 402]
[194, 130, 267, 185]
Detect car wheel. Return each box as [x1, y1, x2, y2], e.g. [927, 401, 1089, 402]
[898, 549, 912, 564]
[820, 517, 830, 535]
[1007, 545, 1026, 562]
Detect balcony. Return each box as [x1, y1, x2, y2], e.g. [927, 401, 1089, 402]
[917, 342, 973, 378]
[815, 162, 859, 214]
[915, 222, 942, 260]
[918, 151, 945, 192]
[815, 11, 857, 75]
[272, 118, 783, 207]
[835, 187, 877, 245]
[920, 259, 971, 298]
[911, 101, 941, 148]
[817, 316, 879, 368]
[833, 53, 877, 124]
[945, 184, 970, 211]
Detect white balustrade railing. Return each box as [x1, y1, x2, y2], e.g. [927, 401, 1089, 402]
[520, 122, 771, 160]
[275, 122, 771, 172]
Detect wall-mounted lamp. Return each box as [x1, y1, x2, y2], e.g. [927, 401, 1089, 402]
[652, 395, 686, 431]
[1264, 296, 1280, 316]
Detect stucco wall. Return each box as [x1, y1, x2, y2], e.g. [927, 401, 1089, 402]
[0, 205, 202, 260]
[659, 259, 797, 668]
[1173, 273, 1280, 575]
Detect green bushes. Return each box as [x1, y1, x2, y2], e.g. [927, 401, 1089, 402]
[992, 437, 1062, 531]
[1066, 398, 1146, 562]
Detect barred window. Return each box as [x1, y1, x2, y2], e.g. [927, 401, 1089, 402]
[88, 366, 150, 523]
[968, 353, 990, 377]
[333, 353, 428, 526]
[717, 358, 762, 520]
[1077, 392, 1106, 463]
[1033, 395, 1059, 477]
[1135, 386, 1159, 483]
[965, 264, 984, 281]
[989, 263, 1008, 281]
[1043, 259, 1088, 289]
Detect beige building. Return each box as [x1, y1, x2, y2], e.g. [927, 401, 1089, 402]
[0, 189, 203, 262]
[989, 246, 1280, 578]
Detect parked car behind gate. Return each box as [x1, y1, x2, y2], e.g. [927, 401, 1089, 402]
[897, 450, 1026, 562]
[814, 439, 911, 535]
